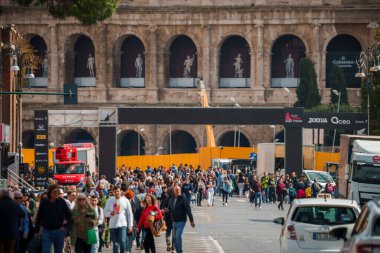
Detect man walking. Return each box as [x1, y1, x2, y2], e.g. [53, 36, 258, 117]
[169, 185, 195, 253]
[0, 189, 23, 253]
[104, 186, 134, 253]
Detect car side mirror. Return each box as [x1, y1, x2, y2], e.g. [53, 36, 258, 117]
[273, 217, 285, 225]
[330, 227, 347, 241]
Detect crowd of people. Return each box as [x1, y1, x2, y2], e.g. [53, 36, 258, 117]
[0, 163, 336, 253]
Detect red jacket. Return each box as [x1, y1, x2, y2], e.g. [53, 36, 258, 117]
[138, 205, 162, 230]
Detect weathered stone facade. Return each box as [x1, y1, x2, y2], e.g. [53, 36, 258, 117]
[1, 0, 379, 153]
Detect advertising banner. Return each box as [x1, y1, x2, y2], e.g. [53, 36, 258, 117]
[283, 107, 304, 127]
[326, 52, 361, 88]
[303, 112, 368, 133]
[34, 110, 49, 187]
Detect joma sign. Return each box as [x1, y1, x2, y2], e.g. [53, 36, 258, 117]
[308, 116, 350, 125]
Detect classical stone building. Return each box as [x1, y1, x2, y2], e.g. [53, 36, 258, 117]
[1, 0, 380, 155]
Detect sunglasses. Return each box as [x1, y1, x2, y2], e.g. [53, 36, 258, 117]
[14, 197, 23, 200]
[78, 198, 86, 201]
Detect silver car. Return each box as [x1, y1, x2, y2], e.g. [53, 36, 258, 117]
[330, 200, 380, 253]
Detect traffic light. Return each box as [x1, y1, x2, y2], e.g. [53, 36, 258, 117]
[64, 83, 78, 105]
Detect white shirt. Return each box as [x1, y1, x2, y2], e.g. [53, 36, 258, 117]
[104, 196, 133, 229]
[93, 205, 104, 231]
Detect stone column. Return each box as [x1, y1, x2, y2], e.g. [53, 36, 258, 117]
[148, 26, 158, 89]
[311, 23, 322, 88]
[202, 25, 211, 86]
[49, 24, 59, 90]
[255, 23, 265, 87]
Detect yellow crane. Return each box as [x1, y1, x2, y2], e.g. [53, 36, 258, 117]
[197, 79, 216, 147]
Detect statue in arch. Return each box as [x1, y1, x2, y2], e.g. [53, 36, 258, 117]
[42, 53, 48, 77]
[183, 55, 195, 78]
[135, 53, 143, 78]
[87, 53, 95, 77]
[233, 53, 243, 78]
[284, 54, 294, 78]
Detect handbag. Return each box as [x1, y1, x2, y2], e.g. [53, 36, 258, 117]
[86, 228, 97, 245]
[148, 210, 167, 237]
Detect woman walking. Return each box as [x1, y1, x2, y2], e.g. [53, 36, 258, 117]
[70, 193, 98, 253]
[195, 176, 205, 207]
[276, 177, 286, 210]
[206, 176, 215, 207]
[137, 195, 163, 253]
[221, 176, 232, 206]
[237, 172, 244, 198]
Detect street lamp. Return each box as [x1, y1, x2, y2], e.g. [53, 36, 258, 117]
[270, 125, 276, 143]
[283, 87, 290, 107]
[355, 42, 380, 135]
[230, 97, 240, 147]
[1, 41, 35, 160]
[331, 89, 341, 152]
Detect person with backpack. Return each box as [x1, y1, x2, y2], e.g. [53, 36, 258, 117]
[288, 182, 297, 203]
[311, 179, 322, 197]
[276, 177, 286, 210]
[90, 194, 104, 253]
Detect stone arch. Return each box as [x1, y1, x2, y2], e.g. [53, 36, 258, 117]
[163, 130, 197, 154]
[113, 34, 147, 87]
[64, 129, 95, 144]
[217, 130, 250, 147]
[64, 34, 96, 83]
[22, 130, 35, 149]
[218, 35, 251, 88]
[270, 34, 306, 87]
[325, 34, 362, 88]
[118, 130, 146, 156]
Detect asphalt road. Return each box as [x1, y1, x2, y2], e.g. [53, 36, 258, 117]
[103, 195, 289, 253]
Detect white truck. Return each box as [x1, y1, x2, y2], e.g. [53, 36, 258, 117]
[341, 138, 380, 205]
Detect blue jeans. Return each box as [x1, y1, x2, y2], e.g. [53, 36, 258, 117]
[42, 228, 65, 253]
[173, 221, 186, 253]
[110, 227, 127, 253]
[91, 229, 100, 253]
[263, 188, 269, 203]
[255, 192, 262, 208]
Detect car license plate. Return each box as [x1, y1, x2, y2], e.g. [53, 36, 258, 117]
[313, 233, 338, 241]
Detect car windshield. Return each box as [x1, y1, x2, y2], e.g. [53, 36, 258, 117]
[291, 206, 357, 225]
[54, 164, 84, 175]
[307, 172, 334, 183]
[352, 163, 380, 184]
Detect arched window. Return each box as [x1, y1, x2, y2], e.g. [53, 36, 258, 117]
[164, 130, 197, 154]
[28, 35, 48, 87]
[120, 36, 145, 88]
[326, 35, 362, 88]
[219, 36, 250, 88]
[271, 35, 306, 88]
[118, 130, 145, 156]
[168, 36, 197, 88]
[65, 129, 95, 144]
[74, 35, 96, 87]
[218, 131, 250, 147]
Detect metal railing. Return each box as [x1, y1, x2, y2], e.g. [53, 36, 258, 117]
[6, 169, 36, 191]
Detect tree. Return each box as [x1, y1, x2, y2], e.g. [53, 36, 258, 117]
[329, 64, 349, 105]
[11, 0, 120, 25]
[362, 70, 380, 135]
[295, 58, 321, 109]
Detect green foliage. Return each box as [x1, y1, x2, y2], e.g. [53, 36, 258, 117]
[295, 58, 321, 109]
[360, 71, 380, 135]
[306, 103, 357, 113]
[329, 65, 349, 105]
[12, 0, 119, 25]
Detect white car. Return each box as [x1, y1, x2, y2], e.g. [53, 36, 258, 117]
[275, 198, 361, 253]
[303, 170, 336, 190]
[330, 200, 380, 253]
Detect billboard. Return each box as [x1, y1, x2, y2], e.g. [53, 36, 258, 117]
[34, 110, 49, 187]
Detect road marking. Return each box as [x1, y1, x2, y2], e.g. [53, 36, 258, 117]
[208, 236, 225, 253]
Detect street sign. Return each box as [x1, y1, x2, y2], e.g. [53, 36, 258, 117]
[249, 152, 257, 160]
